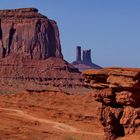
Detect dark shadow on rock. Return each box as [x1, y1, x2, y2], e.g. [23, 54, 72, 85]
[8, 23, 16, 54]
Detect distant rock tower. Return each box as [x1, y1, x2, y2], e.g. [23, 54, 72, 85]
[76, 46, 81, 62]
[83, 49, 92, 65]
[72, 46, 102, 71]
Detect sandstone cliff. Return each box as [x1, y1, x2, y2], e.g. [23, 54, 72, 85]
[0, 8, 63, 59]
[0, 8, 83, 89]
[83, 68, 140, 140]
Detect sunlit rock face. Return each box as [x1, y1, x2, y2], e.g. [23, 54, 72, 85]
[0, 8, 63, 59]
[83, 68, 140, 140]
[0, 8, 84, 89]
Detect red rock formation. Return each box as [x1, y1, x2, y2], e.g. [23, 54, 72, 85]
[0, 8, 84, 88]
[83, 68, 140, 140]
[0, 8, 63, 59]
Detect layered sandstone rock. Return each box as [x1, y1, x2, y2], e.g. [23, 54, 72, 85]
[0, 8, 63, 59]
[83, 68, 140, 140]
[0, 8, 83, 88]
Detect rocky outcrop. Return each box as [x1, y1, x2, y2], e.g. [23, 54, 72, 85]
[0, 8, 84, 88]
[0, 56, 83, 89]
[83, 68, 140, 140]
[0, 8, 63, 59]
[72, 46, 102, 71]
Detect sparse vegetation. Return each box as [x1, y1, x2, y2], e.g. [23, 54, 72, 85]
[0, 90, 16, 95]
[64, 136, 81, 140]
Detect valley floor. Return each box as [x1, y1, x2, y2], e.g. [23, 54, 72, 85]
[0, 90, 103, 140]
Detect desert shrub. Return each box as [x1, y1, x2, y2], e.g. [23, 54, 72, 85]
[64, 136, 78, 140]
[0, 90, 16, 95]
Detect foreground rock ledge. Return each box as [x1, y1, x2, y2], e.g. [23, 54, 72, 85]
[83, 67, 140, 140]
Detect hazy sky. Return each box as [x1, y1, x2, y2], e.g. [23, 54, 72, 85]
[0, 0, 140, 67]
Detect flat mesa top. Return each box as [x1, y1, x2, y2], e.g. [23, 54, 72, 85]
[0, 8, 46, 19]
[0, 8, 38, 13]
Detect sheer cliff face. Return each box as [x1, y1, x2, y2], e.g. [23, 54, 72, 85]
[0, 8, 63, 59]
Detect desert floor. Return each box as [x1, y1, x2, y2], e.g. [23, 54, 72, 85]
[0, 88, 104, 140]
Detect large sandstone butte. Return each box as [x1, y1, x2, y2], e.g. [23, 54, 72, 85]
[0, 8, 63, 59]
[83, 68, 140, 140]
[0, 8, 83, 89]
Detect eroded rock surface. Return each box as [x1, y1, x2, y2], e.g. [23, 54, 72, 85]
[0, 8, 83, 88]
[0, 8, 63, 59]
[83, 68, 140, 140]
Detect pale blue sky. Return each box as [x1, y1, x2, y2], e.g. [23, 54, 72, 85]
[0, 0, 140, 67]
